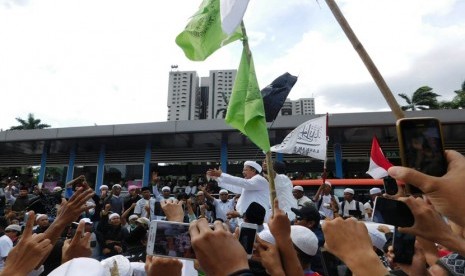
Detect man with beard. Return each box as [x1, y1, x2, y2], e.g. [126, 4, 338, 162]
[207, 160, 271, 222]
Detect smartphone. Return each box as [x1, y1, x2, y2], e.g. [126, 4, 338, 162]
[396, 117, 447, 195]
[392, 228, 415, 264]
[238, 222, 258, 259]
[372, 197, 414, 227]
[383, 176, 398, 195]
[320, 249, 351, 276]
[147, 220, 196, 260]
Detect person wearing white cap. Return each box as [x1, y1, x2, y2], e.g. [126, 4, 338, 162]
[292, 186, 313, 209]
[262, 159, 298, 221]
[312, 181, 339, 219]
[207, 160, 271, 221]
[97, 203, 129, 258]
[364, 187, 383, 220]
[0, 224, 22, 271]
[290, 225, 320, 275]
[338, 188, 365, 219]
[200, 187, 234, 222]
[106, 184, 124, 215]
[34, 213, 50, 234]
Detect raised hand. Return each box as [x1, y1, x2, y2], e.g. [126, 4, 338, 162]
[2, 211, 53, 276]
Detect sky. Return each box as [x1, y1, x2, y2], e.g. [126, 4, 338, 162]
[1, 0, 464, 130]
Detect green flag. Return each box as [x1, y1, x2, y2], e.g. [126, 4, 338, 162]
[175, 0, 243, 61]
[226, 48, 270, 152]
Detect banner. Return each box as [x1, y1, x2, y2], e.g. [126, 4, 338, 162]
[271, 116, 327, 160]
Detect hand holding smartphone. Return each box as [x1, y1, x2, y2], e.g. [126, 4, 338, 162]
[238, 222, 258, 259]
[372, 197, 414, 227]
[396, 117, 447, 195]
[147, 220, 197, 260]
[392, 228, 415, 264]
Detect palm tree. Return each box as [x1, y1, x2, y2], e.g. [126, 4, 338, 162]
[450, 80, 465, 109]
[398, 86, 441, 111]
[10, 113, 51, 130]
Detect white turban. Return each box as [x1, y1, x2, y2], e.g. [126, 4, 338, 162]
[244, 161, 262, 173]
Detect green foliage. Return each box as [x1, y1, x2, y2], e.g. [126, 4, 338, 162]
[9, 113, 51, 130]
[398, 80, 465, 110]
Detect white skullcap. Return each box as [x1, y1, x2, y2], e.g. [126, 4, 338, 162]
[112, 184, 122, 189]
[343, 188, 355, 195]
[101, 255, 133, 276]
[36, 213, 48, 222]
[196, 191, 204, 196]
[128, 214, 139, 221]
[293, 185, 304, 192]
[99, 185, 109, 190]
[53, 186, 63, 192]
[365, 223, 387, 251]
[108, 213, 120, 220]
[161, 186, 171, 191]
[80, 218, 93, 224]
[290, 225, 319, 256]
[370, 187, 382, 195]
[49, 257, 105, 276]
[219, 189, 229, 194]
[324, 181, 332, 187]
[258, 229, 276, 245]
[136, 217, 150, 225]
[244, 161, 262, 173]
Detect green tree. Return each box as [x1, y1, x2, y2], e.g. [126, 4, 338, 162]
[9, 113, 51, 130]
[450, 80, 465, 109]
[398, 86, 441, 111]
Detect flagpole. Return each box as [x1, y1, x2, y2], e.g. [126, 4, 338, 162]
[240, 21, 277, 210]
[324, 0, 405, 120]
[322, 113, 329, 184]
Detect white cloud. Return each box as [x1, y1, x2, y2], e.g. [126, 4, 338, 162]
[0, 0, 464, 130]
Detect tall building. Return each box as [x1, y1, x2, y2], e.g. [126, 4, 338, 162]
[167, 70, 199, 121]
[167, 69, 314, 121]
[206, 70, 236, 119]
[278, 98, 315, 116]
[293, 98, 315, 115]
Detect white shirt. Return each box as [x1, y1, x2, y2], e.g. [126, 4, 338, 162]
[296, 196, 313, 208]
[134, 198, 157, 220]
[212, 198, 235, 221]
[339, 199, 366, 218]
[274, 174, 297, 221]
[315, 194, 340, 219]
[217, 173, 271, 221]
[0, 235, 13, 271]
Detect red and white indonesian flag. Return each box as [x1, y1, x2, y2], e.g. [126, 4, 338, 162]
[366, 136, 393, 179]
[270, 116, 327, 160]
[220, 0, 250, 35]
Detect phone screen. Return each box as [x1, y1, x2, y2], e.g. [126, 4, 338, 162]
[397, 118, 447, 195]
[239, 224, 257, 256]
[393, 228, 415, 264]
[147, 221, 196, 260]
[372, 197, 414, 227]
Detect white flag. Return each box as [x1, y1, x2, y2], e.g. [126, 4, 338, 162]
[220, 0, 250, 35]
[271, 116, 327, 160]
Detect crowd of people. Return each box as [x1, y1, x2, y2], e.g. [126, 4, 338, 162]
[0, 150, 464, 275]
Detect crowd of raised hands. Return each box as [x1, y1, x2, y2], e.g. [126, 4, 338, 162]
[2, 150, 465, 276]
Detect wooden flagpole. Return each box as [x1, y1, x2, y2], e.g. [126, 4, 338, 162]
[324, 0, 405, 120]
[240, 21, 277, 210]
